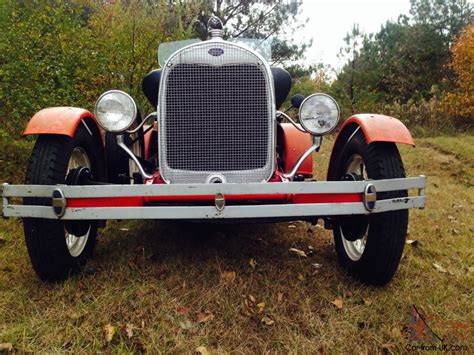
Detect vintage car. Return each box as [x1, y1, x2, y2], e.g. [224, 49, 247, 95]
[2, 18, 425, 285]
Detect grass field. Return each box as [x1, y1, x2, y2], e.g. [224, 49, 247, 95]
[0, 135, 473, 353]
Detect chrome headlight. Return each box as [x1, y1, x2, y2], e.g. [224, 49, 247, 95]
[94, 90, 137, 132]
[298, 93, 340, 135]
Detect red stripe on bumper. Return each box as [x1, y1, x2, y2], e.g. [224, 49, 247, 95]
[66, 193, 362, 208]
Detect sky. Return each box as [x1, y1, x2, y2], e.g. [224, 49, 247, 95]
[298, 0, 412, 70]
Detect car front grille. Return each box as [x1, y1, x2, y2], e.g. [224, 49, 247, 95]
[159, 41, 274, 184]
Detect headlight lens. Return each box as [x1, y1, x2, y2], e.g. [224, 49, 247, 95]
[94, 90, 137, 132]
[298, 93, 340, 135]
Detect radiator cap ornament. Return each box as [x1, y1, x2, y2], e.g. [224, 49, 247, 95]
[208, 16, 224, 39]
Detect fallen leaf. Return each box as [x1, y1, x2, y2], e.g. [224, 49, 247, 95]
[249, 259, 257, 269]
[242, 301, 254, 317]
[277, 292, 284, 302]
[119, 228, 129, 231]
[447, 215, 456, 221]
[289, 248, 307, 258]
[221, 271, 236, 284]
[288, 224, 296, 229]
[195, 346, 211, 355]
[331, 297, 344, 309]
[196, 311, 214, 323]
[257, 302, 266, 314]
[433, 263, 447, 273]
[0, 343, 13, 351]
[248, 294, 256, 303]
[177, 306, 191, 315]
[311, 263, 322, 269]
[125, 323, 135, 338]
[450, 228, 460, 235]
[297, 273, 305, 281]
[261, 315, 275, 326]
[103, 324, 116, 343]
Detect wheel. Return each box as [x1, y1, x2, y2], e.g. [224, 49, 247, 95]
[23, 124, 106, 281]
[332, 130, 408, 285]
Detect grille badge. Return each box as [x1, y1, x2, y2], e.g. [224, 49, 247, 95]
[208, 47, 224, 56]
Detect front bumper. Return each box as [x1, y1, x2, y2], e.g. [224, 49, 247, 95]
[2, 176, 425, 220]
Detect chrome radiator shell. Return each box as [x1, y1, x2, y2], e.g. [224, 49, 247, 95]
[158, 40, 275, 184]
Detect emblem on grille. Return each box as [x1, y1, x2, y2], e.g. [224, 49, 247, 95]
[208, 47, 224, 56]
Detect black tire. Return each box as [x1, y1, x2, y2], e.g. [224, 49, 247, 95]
[23, 124, 106, 281]
[332, 130, 408, 285]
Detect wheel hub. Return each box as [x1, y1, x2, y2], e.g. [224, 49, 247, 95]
[339, 170, 368, 242]
[64, 147, 92, 257]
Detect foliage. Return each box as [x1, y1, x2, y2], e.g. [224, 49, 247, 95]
[329, 0, 472, 133]
[444, 23, 474, 121]
[0, 0, 312, 137]
[382, 94, 456, 137]
[0, 0, 94, 135]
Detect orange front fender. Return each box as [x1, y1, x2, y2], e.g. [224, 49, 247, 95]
[338, 114, 414, 146]
[23, 107, 100, 138]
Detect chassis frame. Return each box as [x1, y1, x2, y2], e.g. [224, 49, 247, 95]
[2, 176, 425, 221]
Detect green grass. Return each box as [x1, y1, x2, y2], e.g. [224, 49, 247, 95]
[0, 134, 473, 352]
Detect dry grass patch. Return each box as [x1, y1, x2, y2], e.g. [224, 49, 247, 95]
[0, 135, 473, 352]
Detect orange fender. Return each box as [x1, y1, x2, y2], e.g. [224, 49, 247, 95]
[279, 123, 313, 177]
[338, 114, 414, 146]
[23, 107, 101, 139]
[327, 114, 414, 180]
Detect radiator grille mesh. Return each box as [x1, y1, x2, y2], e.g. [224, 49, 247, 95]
[159, 42, 274, 184]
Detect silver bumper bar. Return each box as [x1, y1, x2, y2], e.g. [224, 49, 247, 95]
[2, 176, 425, 220]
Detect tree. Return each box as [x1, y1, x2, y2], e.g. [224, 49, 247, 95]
[195, 0, 311, 66]
[332, 0, 473, 115]
[445, 23, 474, 121]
